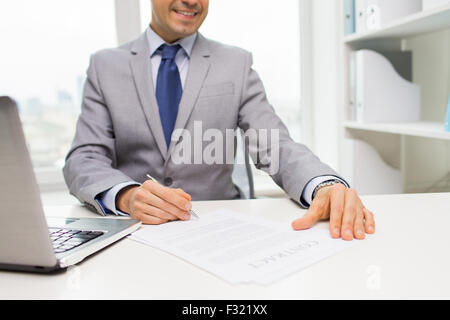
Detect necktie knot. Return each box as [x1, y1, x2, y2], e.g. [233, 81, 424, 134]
[160, 44, 181, 61]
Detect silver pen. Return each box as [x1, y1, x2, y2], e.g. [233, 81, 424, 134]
[146, 174, 199, 219]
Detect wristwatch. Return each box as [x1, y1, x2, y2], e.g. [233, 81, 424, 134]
[312, 179, 344, 200]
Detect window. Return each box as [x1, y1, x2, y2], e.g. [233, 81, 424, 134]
[0, 0, 117, 173]
[201, 0, 302, 141]
[140, 0, 152, 31]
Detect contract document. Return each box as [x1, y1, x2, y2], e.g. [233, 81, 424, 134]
[129, 210, 354, 284]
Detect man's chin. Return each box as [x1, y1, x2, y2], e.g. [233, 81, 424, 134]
[171, 26, 198, 38]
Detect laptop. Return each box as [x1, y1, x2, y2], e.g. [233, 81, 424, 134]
[0, 96, 141, 272]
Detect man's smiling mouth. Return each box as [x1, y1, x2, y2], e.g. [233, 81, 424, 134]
[173, 9, 198, 17]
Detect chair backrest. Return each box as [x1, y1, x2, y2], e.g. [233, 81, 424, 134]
[231, 130, 255, 199]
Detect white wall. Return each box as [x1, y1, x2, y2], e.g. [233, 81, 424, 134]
[310, 0, 341, 171]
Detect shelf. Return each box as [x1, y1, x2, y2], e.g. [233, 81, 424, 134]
[344, 121, 450, 140]
[344, 4, 450, 43]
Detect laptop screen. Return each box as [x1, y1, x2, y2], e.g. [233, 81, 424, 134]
[0, 96, 57, 267]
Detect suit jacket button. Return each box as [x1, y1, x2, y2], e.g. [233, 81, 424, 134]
[163, 177, 173, 186]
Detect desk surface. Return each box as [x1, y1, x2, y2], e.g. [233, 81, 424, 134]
[1, 193, 449, 299]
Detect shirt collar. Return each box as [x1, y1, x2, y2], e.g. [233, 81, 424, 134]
[146, 26, 197, 58]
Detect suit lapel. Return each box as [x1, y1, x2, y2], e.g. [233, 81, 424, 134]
[130, 33, 169, 159]
[167, 33, 211, 160]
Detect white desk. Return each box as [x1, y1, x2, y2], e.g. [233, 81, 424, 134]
[1, 193, 449, 299]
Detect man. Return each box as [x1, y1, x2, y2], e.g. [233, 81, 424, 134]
[64, 0, 375, 241]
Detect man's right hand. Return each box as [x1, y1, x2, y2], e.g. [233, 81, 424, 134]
[116, 180, 192, 225]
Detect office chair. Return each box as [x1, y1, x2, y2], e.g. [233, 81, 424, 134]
[232, 130, 255, 199]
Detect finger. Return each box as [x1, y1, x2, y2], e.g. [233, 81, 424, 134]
[363, 207, 376, 234]
[341, 188, 359, 241]
[353, 207, 366, 240]
[135, 211, 169, 225]
[329, 184, 345, 238]
[174, 188, 192, 201]
[292, 196, 329, 230]
[134, 200, 179, 221]
[135, 187, 190, 221]
[143, 180, 192, 212]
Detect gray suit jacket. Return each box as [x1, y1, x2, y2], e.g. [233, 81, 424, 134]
[63, 32, 344, 215]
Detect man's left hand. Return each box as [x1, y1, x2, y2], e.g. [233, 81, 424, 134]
[291, 184, 375, 240]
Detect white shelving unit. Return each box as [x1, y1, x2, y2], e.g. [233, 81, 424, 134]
[338, 1, 450, 195]
[344, 121, 450, 140]
[344, 4, 450, 43]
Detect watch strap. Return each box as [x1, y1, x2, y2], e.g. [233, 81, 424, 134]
[312, 179, 344, 200]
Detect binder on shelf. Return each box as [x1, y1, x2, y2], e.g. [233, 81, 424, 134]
[355, 0, 367, 33]
[354, 0, 422, 33]
[349, 52, 357, 121]
[354, 49, 421, 123]
[366, 0, 422, 30]
[422, 0, 450, 11]
[349, 50, 414, 121]
[445, 94, 450, 132]
[342, 138, 403, 195]
[344, 0, 356, 35]
[378, 51, 412, 82]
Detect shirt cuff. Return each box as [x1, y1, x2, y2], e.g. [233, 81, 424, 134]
[300, 175, 348, 206]
[97, 181, 141, 216]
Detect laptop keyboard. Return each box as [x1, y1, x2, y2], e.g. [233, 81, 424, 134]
[48, 228, 104, 253]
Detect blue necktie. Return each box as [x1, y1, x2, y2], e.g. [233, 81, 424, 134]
[155, 44, 183, 147]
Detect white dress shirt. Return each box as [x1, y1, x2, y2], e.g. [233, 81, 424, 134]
[97, 27, 346, 215]
[147, 26, 197, 89]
